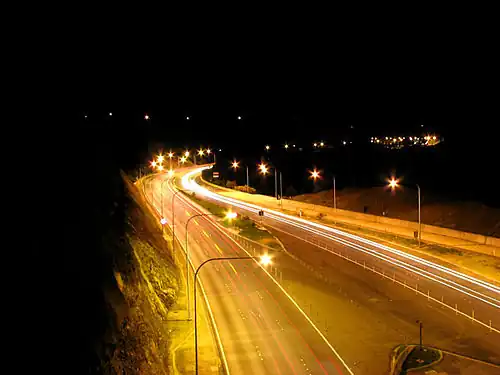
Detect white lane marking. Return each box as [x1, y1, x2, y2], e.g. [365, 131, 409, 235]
[170, 178, 355, 375]
[182, 167, 500, 299]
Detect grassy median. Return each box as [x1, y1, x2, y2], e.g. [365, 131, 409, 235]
[182, 191, 282, 249]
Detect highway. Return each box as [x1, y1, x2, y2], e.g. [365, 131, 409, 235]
[143, 171, 355, 374]
[144, 166, 500, 374]
[181, 166, 500, 371]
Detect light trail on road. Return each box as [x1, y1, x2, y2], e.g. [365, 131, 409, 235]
[181, 167, 500, 317]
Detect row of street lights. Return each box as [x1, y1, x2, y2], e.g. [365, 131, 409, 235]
[150, 148, 216, 173]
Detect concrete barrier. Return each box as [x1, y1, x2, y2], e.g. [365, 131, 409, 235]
[200, 176, 499, 254]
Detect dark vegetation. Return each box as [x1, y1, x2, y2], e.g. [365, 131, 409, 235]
[22, 113, 176, 374]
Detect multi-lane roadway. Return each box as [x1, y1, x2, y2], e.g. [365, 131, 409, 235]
[144, 166, 500, 374]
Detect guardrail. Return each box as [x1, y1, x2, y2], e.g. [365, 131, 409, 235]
[225, 226, 499, 335]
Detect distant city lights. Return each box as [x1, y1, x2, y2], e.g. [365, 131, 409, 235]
[371, 134, 440, 149]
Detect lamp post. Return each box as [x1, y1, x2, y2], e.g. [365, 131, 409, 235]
[194, 255, 272, 374]
[389, 178, 422, 247]
[231, 160, 250, 191]
[258, 162, 279, 200]
[184, 211, 237, 320]
[333, 176, 336, 210]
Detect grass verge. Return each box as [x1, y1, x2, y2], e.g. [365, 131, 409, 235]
[182, 191, 282, 249]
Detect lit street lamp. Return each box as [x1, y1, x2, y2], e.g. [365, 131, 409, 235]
[185, 211, 237, 320]
[231, 160, 250, 191]
[194, 255, 271, 374]
[258, 163, 282, 205]
[265, 145, 270, 151]
[310, 168, 321, 181]
[389, 178, 422, 247]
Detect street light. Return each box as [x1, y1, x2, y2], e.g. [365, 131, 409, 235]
[388, 178, 421, 247]
[284, 143, 289, 149]
[258, 163, 282, 204]
[157, 165, 164, 172]
[194, 255, 271, 374]
[157, 154, 164, 163]
[180, 156, 187, 164]
[310, 168, 321, 181]
[144, 114, 150, 120]
[231, 160, 251, 191]
[184, 211, 237, 320]
[150, 160, 157, 168]
[265, 145, 270, 151]
[197, 148, 204, 157]
[184, 150, 190, 157]
[258, 163, 268, 175]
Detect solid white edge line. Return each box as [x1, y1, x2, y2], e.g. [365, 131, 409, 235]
[175, 177, 356, 375]
[144, 175, 231, 375]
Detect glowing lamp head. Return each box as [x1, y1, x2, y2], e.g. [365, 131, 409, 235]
[310, 169, 321, 180]
[157, 155, 164, 163]
[388, 178, 399, 189]
[206, 148, 212, 155]
[284, 144, 289, 149]
[144, 114, 149, 120]
[157, 165, 164, 171]
[198, 149, 204, 156]
[260, 254, 272, 266]
[168, 152, 174, 158]
[259, 163, 268, 175]
[225, 211, 237, 220]
[151, 161, 157, 168]
[231, 160, 239, 169]
[184, 151, 190, 157]
[320, 142, 324, 147]
[160, 218, 167, 225]
[265, 145, 270, 150]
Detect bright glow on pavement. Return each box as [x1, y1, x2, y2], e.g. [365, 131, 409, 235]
[260, 254, 272, 266]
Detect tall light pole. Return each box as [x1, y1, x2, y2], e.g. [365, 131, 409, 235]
[417, 184, 421, 247]
[184, 211, 237, 320]
[274, 168, 278, 199]
[389, 178, 422, 247]
[231, 160, 251, 192]
[246, 166, 249, 192]
[280, 171, 283, 207]
[194, 255, 271, 374]
[333, 176, 336, 210]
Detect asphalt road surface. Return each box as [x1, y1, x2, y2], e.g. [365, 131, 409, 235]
[143, 166, 500, 374]
[185, 166, 499, 372]
[144, 172, 354, 374]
